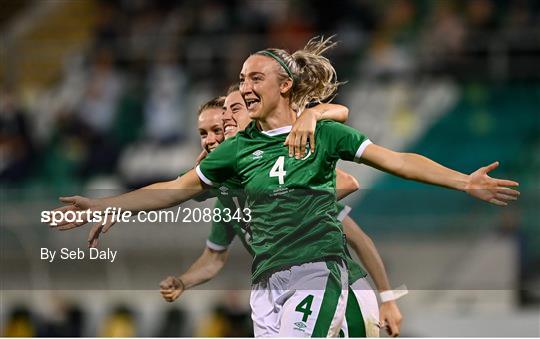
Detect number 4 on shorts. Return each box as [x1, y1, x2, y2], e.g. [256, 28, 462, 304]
[295, 294, 314, 322]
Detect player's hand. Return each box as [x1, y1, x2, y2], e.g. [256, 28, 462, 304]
[285, 108, 317, 159]
[379, 301, 402, 337]
[87, 218, 116, 248]
[48, 196, 98, 230]
[159, 276, 185, 302]
[465, 162, 520, 206]
[195, 150, 208, 165]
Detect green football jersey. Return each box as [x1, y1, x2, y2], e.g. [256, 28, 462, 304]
[207, 199, 254, 255]
[197, 120, 371, 282]
[207, 200, 367, 284]
[206, 175, 254, 256]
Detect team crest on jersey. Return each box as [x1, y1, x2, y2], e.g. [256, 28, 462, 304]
[301, 144, 312, 160]
[300, 148, 311, 160]
[219, 186, 229, 195]
[252, 149, 264, 159]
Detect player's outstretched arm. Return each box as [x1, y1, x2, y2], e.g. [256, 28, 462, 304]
[49, 169, 205, 231]
[343, 216, 403, 337]
[160, 247, 229, 302]
[285, 103, 349, 159]
[361, 144, 520, 206]
[336, 168, 360, 200]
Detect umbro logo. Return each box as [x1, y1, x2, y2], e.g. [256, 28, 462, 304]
[252, 150, 264, 159]
[294, 322, 307, 332]
[219, 186, 229, 195]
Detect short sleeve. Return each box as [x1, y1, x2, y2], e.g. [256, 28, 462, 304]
[320, 121, 372, 162]
[178, 170, 217, 201]
[336, 202, 352, 222]
[207, 200, 236, 250]
[196, 137, 238, 186]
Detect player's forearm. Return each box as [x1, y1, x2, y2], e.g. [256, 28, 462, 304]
[310, 103, 349, 123]
[94, 182, 183, 212]
[344, 217, 392, 292]
[353, 234, 392, 292]
[94, 170, 205, 212]
[399, 153, 469, 191]
[179, 263, 220, 290]
[179, 248, 228, 290]
[318, 103, 348, 123]
[362, 144, 468, 192]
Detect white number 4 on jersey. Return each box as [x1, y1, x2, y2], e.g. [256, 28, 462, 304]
[270, 156, 286, 185]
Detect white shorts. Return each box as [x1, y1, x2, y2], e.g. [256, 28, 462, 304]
[340, 278, 380, 337]
[250, 260, 349, 337]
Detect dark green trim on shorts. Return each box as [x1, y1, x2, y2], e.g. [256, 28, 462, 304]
[312, 261, 343, 337]
[345, 286, 366, 337]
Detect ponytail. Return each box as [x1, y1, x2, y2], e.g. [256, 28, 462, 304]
[255, 36, 341, 111]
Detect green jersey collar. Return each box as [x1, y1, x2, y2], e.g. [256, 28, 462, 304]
[261, 125, 292, 136]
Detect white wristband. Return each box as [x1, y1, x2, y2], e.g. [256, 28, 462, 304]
[379, 285, 408, 303]
[379, 290, 395, 303]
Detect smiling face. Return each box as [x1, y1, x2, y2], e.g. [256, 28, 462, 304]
[198, 107, 224, 153]
[239, 54, 291, 122]
[222, 90, 251, 139]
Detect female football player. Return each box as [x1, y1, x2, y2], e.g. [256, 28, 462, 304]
[51, 37, 518, 337]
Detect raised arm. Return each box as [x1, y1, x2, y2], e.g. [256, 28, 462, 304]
[286, 103, 349, 159]
[97, 169, 205, 211]
[160, 247, 229, 302]
[361, 144, 520, 206]
[343, 216, 403, 337]
[49, 169, 206, 244]
[54, 169, 204, 216]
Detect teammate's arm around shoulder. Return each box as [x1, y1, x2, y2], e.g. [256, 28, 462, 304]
[360, 143, 520, 206]
[308, 103, 349, 123]
[285, 103, 349, 159]
[160, 247, 229, 302]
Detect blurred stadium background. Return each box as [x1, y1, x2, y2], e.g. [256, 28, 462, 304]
[1, 0, 539, 336]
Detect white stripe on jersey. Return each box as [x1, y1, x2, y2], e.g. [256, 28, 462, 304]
[196, 165, 213, 186]
[354, 139, 373, 162]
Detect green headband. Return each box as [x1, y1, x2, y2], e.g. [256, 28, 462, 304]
[257, 50, 294, 80]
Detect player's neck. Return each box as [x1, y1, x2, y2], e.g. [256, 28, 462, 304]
[258, 104, 295, 131]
